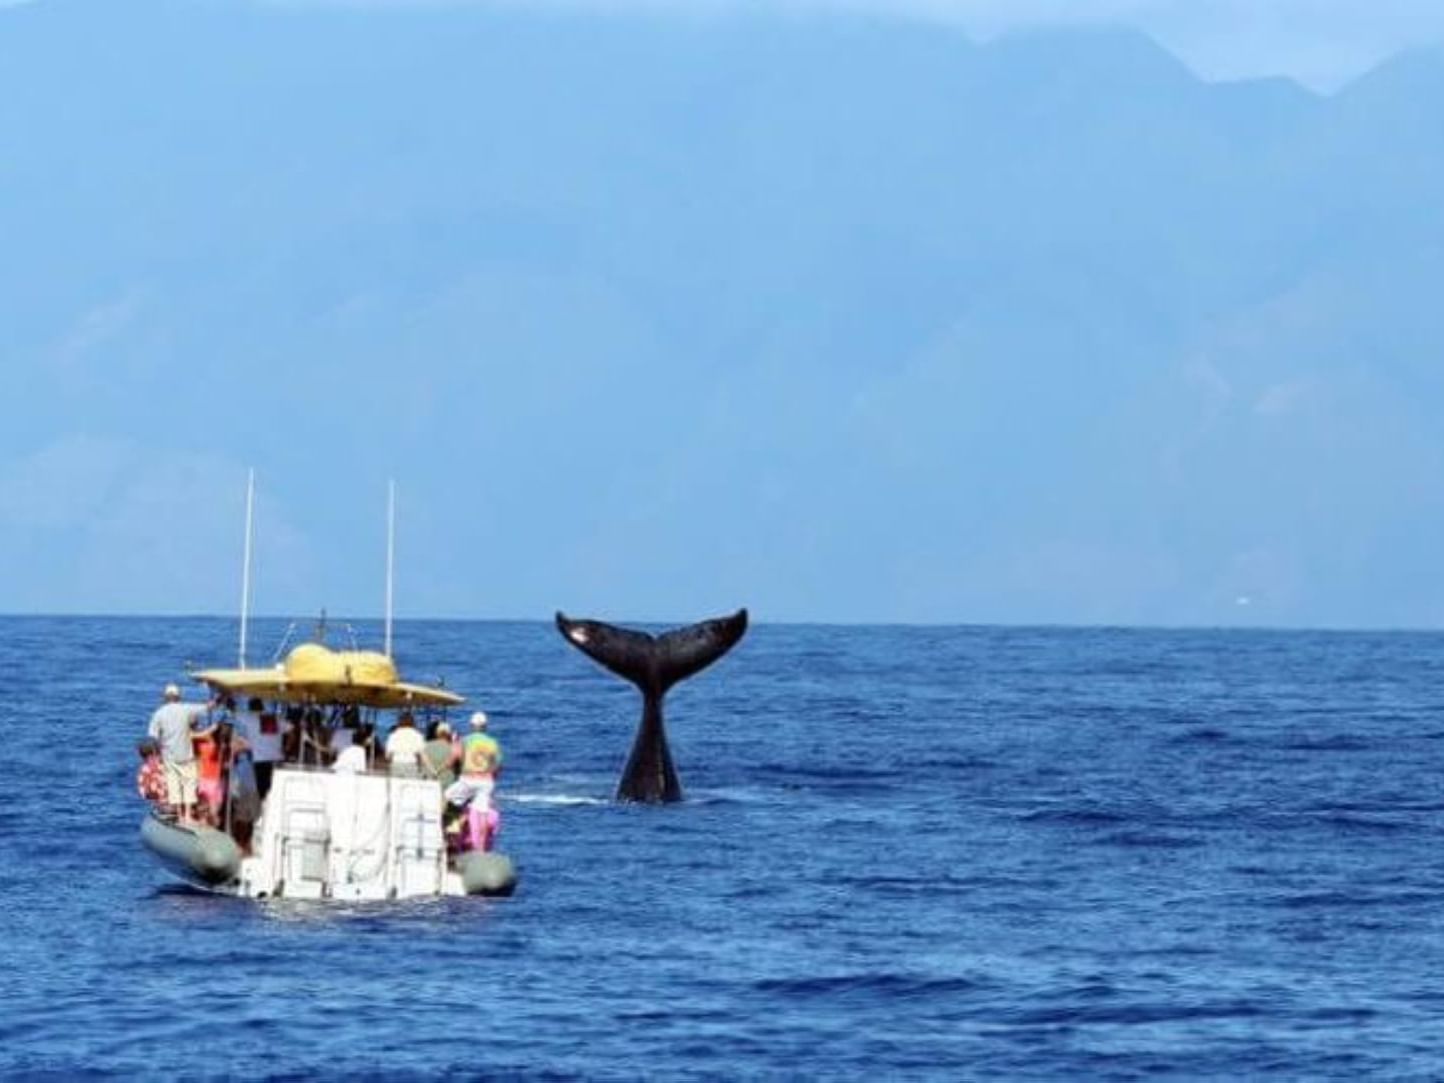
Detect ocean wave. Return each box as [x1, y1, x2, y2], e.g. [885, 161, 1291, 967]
[507, 793, 609, 807]
[1171, 727, 1232, 743]
[753, 972, 982, 999]
[1277, 734, 1374, 752]
[1002, 998, 1265, 1027]
[1096, 830, 1206, 849]
[1310, 813, 1412, 832]
[1274, 889, 1444, 909]
[1306, 799, 1444, 814]
[1019, 808, 1132, 826]
[832, 871, 983, 897]
[753, 764, 898, 784]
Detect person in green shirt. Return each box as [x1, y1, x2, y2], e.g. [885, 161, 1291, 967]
[444, 711, 503, 850]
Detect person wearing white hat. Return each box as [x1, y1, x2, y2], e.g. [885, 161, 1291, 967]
[444, 710, 504, 851]
[147, 682, 211, 822]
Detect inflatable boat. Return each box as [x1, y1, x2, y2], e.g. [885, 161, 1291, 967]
[140, 641, 517, 900]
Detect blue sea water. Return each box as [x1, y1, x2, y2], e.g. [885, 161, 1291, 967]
[3, 616, 1444, 1080]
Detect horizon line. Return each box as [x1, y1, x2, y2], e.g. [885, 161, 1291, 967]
[2, 609, 1441, 636]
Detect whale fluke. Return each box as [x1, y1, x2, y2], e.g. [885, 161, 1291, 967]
[555, 608, 748, 803]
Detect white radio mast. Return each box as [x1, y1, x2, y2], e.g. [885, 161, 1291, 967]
[385, 479, 396, 658]
[239, 468, 256, 668]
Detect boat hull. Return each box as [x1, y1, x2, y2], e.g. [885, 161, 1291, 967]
[139, 767, 518, 899]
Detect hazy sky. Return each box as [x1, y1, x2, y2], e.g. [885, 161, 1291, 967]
[901, 0, 1444, 86]
[2, 0, 1441, 86]
[4, 0, 1443, 627]
[247, 0, 1444, 87]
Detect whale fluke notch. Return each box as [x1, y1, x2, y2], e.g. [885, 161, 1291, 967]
[555, 608, 748, 803]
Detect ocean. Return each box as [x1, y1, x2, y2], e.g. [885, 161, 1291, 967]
[2, 616, 1444, 1080]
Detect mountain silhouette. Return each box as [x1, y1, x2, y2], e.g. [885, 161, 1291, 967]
[2, 1, 1442, 625]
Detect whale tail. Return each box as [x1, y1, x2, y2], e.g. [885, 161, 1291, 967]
[554, 608, 748, 803]
[554, 609, 749, 696]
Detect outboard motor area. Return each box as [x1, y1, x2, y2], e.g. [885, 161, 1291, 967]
[244, 768, 458, 900]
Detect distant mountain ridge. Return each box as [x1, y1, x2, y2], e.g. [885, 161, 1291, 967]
[2, 0, 1443, 626]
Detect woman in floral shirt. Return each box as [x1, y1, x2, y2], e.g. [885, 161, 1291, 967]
[136, 738, 169, 814]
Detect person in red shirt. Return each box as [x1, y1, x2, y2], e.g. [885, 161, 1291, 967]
[193, 719, 238, 827]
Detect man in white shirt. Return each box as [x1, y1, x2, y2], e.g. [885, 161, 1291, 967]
[384, 712, 425, 775]
[147, 683, 210, 821]
[332, 743, 368, 774]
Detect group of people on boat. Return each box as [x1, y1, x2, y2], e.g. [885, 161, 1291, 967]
[137, 682, 504, 853]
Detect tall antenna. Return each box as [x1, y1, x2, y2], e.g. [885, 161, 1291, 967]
[239, 468, 256, 668]
[385, 479, 396, 658]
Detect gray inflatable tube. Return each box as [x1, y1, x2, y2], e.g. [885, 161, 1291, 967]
[457, 851, 518, 897]
[140, 815, 242, 886]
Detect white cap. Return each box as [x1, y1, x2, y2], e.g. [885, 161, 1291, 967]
[469, 710, 489, 729]
[163, 683, 181, 700]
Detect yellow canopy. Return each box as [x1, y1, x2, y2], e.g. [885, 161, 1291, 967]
[194, 643, 464, 709]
